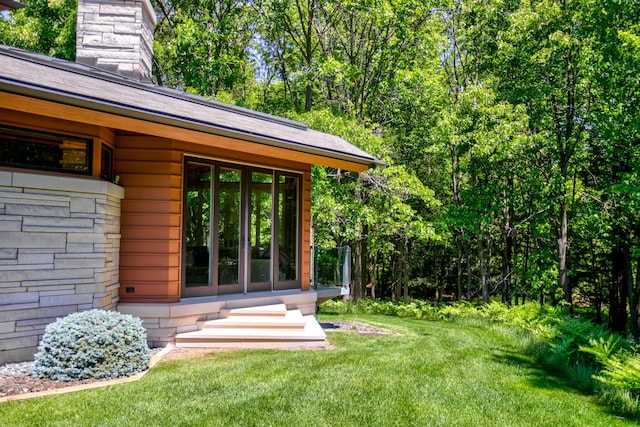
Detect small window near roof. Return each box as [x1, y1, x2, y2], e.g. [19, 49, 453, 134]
[101, 144, 114, 181]
[0, 126, 91, 175]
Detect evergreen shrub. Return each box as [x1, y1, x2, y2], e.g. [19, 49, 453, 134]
[32, 309, 151, 381]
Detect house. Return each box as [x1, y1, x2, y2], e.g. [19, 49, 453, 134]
[0, 0, 379, 363]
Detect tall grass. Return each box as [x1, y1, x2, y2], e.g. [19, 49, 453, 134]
[320, 299, 640, 419]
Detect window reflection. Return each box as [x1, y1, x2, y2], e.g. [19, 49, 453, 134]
[278, 175, 298, 281]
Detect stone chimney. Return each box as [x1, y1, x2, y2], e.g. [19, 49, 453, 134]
[76, 0, 157, 82]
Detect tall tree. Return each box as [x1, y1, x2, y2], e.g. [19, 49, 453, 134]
[152, 0, 254, 98]
[0, 0, 76, 60]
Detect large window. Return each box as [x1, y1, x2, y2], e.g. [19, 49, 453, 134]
[0, 126, 91, 175]
[183, 158, 301, 297]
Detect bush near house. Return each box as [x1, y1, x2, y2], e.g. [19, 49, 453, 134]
[32, 310, 151, 381]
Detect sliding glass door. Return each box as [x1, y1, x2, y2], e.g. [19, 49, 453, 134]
[183, 159, 301, 297]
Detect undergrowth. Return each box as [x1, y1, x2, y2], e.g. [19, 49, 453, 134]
[319, 298, 640, 420]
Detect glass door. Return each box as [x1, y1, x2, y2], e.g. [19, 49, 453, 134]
[184, 162, 213, 296]
[248, 171, 273, 292]
[216, 167, 243, 294]
[183, 159, 301, 297]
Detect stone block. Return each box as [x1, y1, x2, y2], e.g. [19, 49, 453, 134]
[0, 344, 38, 364]
[66, 243, 95, 253]
[54, 256, 106, 269]
[0, 249, 17, 260]
[0, 268, 94, 283]
[0, 321, 15, 334]
[0, 282, 20, 289]
[0, 191, 69, 207]
[0, 232, 66, 249]
[0, 263, 51, 272]
[6, 204, 70, 217]
[17, 172, 113, 195]
[0, 302, 39, 312]
[23, 216, 93, 229]
[15, 323, 46, 333]
[67, 233, 104, 244]
[71, 197, 96, 214]
[0, 292, 39, 305]
[74, 283, 104, 294]
[99, 4, 137, 16]
[40, 293, 93, 306]
[0, 171, 12, 186]
[17, 253, 54, 265]
[38, 290, 74, 297]
[16, 317, 58, 327]
[0, 218, 22, 231]
[0, 304, 77, 322]
[0, 333, 37, 351]
[22, 277, 89, 287]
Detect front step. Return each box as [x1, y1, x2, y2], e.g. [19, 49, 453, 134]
[175, 304, 326, 349]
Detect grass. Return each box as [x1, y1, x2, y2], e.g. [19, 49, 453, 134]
[1, 314, 637, 426]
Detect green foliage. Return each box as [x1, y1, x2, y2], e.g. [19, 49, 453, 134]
[582, 336, 640, 404]
[320, 299, 640, 417]
[0, 0, 76, 60]
[32, 310, 151, 381]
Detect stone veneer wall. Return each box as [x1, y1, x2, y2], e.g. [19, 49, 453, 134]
[76, 0, 157, 82]
[0, 171, 124, 363]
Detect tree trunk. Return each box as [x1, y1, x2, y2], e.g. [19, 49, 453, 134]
[631, 258, 640, 338]
[465, 241, 472, 300]
[608, 228, 629, 332]
[558, 199, 571, 306]
[479, 232, 489, 303]
[402, 240, 410, 301]
[456, 240, 463, 301]
[352, 238, 366, 301]
[503, 182, 514, 304]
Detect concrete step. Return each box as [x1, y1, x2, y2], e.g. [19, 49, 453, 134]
[201, 310, 307, 329]
[175, 304, 326, 349]
[219, 303, 288, 318]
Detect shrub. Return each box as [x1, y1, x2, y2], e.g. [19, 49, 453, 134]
[32, 310, 151, 381]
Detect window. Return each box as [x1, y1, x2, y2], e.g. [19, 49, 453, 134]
[101, 144, 114, 181]
[183, 158, 301, 297]
[0, 126, 91, 175]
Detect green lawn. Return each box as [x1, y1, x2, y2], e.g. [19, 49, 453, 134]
[1, 315, 635, 426]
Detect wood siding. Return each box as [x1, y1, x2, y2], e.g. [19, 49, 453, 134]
[116, 136, 183, 303]
[116, 136, 313, 303]
[302, 171, 312, 291]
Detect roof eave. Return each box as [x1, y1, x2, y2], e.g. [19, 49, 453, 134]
[0, 80, 383, 171]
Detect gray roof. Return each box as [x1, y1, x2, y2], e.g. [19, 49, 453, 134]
[0, 44, 381, 169]
[0, 0, 25, 11]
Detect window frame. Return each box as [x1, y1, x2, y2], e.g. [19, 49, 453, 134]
[0, 125, 93, 176]
[182, 156, 303, 297]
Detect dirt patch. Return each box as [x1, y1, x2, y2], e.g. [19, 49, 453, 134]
[321, 320, 399, 336]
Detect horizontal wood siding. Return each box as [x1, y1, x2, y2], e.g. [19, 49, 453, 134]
[117, 136, 182, 303]
[302, 171, 312, 291]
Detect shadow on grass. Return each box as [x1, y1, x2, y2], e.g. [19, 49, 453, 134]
[491, 347, 586, 395]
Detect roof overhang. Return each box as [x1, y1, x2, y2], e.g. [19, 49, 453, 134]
[0, 0, 25, 11]
[0, 45, 383, 172]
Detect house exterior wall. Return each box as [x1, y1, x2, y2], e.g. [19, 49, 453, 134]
[0, 171, 124, 363]
[117, 135, 183, 303]
[116, 135, 313, 305]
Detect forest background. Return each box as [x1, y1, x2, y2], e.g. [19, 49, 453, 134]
[2, 0, 640, 335]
